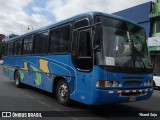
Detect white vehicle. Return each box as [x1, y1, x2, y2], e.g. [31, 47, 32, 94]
[153, 76, 160, 89]
[150, 53, 160, 90]
[0, 59, 3, 65]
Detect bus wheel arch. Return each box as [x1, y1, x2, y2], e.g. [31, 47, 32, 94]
[52, 76, 70, 105]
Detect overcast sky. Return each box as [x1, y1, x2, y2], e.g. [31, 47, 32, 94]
[0, 0, 154, 35]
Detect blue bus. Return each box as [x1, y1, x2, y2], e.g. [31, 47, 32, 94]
[3, 12, 153, 105]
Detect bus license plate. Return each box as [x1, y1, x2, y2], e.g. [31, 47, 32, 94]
[129, 97, 136, 102]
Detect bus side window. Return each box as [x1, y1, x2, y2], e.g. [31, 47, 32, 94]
[49, 25, 71, 53]
[61, 25, 71, 52]
[71, 30, 77, 64]
[74, 19, 88, 29]
[34, 31, 49, 54]
[78, 31, 91, 57]
[23, 37, 33, 55]
[7, 42, 14, 56]
[76, 30, 92, 70]
[72, 19, 89, 66]
[49, 30, 55, 53]
[54, 28, 61, 53]
[14, 40, 22, 55]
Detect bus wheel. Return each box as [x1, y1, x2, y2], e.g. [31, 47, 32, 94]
[15, 71, 21, 88]
[56, 80, 70, 105]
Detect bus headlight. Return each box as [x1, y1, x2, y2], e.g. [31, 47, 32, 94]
[96, 81, 105, 87]
[106, 81, 113, 87]
[144, 80, 153, 86]
[113, 81, 119, 87]
[96, 80, 121, 87]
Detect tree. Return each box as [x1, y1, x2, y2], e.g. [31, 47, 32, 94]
[0, 42, 5, 59]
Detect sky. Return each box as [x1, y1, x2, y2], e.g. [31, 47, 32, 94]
[0, 0, 154, 36]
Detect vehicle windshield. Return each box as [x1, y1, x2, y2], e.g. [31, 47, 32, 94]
[102, 26, 151, 68]
[94, 17, 152, 69]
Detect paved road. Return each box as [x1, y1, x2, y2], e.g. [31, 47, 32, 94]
[0, 65, 160, 120]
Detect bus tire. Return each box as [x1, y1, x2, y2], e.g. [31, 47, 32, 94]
[15, 71, 22, 88]
[56, 80, 70, 106]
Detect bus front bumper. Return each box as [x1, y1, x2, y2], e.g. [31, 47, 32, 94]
[91, 88, 153, 105]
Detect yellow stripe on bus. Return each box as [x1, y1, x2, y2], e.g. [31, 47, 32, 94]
[21, 62, 28, 72]
[39, 59, 49, 73]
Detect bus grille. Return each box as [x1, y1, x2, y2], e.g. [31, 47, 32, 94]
[123, 81, 142, 87]
[121, 91, 145, 96]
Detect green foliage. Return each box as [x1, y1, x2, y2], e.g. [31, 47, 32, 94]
[0, 42, 5, 58]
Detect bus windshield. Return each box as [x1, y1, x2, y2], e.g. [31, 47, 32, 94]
[102, 26, 151, 68]
[94, 18, 151, 69]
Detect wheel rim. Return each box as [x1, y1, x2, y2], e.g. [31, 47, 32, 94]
[58, 83, 68, 101]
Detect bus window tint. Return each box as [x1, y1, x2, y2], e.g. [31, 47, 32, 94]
[23, 37, 32, 55]
[4, 43, 8, 55]
[14, 40, 22, 55]
[78, 31, 91, 57]
[49, 25, 70, 53]
[34, 31, 49, 54]
[54, 28, 61, 52]
[101, 16, 128, 31]
[74, 19, 88, 29]
[7, 42, 14, 55]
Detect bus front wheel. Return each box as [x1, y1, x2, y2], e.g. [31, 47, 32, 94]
[56, 80, 70, 105]
[15, 71, 22, 88]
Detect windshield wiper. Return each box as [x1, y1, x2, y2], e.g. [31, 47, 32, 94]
[134, 52, 146, 69]
[121, 50, 146, 69]
[121, 56, 135, 69]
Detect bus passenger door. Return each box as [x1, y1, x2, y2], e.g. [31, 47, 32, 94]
[75, 29, 93, 104]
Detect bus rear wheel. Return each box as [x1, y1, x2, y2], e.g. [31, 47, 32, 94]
[15, 71, 22, 88]
[56, 80, 70, 105]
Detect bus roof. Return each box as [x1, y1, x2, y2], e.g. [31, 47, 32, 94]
[7, 12, 142, 42]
